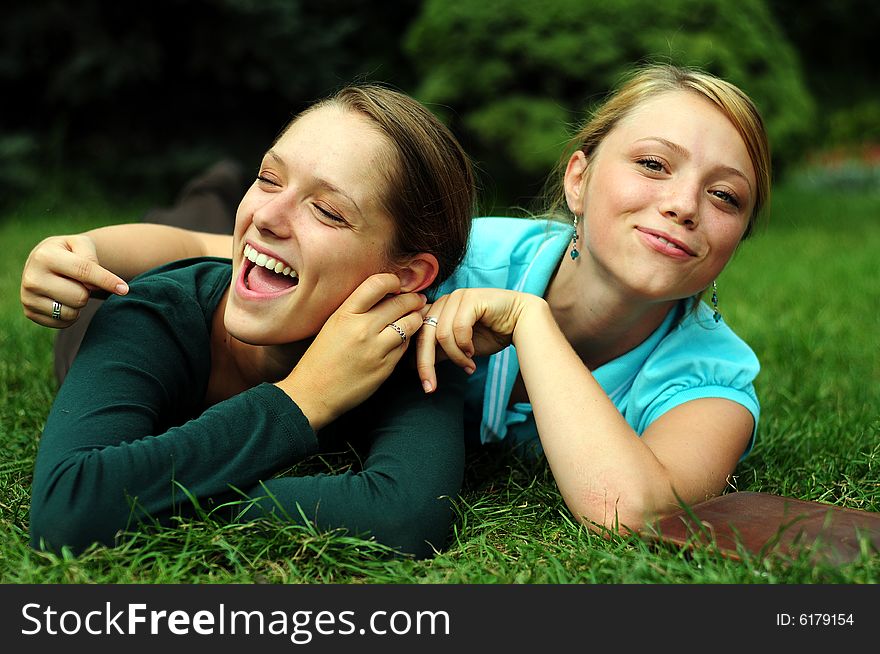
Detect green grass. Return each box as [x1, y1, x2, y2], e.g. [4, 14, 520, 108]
[1, 184, 879, 584]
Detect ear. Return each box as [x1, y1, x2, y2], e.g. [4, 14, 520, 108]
[395, 253, 440, 293]
[563, 150, 589, 215]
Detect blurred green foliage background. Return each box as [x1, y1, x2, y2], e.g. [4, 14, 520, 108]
[1, 0, 877, 210]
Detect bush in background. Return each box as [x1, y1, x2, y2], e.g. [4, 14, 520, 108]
[405, 0, 815, 206]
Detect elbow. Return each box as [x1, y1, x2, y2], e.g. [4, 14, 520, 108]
[29, 465, 114, 554]
[29, 498, 101, 555]
[563, 480, 662, 535]
[369, 491, 457, 560]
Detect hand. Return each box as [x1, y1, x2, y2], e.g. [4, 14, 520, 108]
[20, 234, 129, 328]
[279, 273, 428, 430]
[416, 288, 543, 392]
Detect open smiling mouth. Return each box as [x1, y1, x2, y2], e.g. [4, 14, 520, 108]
[242, 243, 300, 295]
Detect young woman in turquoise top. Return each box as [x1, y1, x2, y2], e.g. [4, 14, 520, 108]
[22, 65, 771, 535]
[417, 66, 770, 532]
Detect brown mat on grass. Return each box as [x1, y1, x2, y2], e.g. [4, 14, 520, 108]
[645, 491, 880, 564]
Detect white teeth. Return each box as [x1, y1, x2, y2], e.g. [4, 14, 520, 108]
[656, 236, 682, 250]
[243, 243, 298, 279]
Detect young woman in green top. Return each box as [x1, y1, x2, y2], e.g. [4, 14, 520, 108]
[24, 85, 476, 558]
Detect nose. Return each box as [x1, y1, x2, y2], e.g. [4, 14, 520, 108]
[252, 189, 296, 239]
[660, 183, 699, 228]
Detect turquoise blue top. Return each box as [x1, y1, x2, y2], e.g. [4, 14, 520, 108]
[433, 217, 760, 457]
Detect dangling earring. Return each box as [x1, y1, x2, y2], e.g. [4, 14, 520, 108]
[711, 280, 721, 323]
[570, 214, 580, 260]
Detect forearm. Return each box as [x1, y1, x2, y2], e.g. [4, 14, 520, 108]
[84, 223, 231, 280]
[512, 302, 677, 531]
[30, 383, 318, 553]
[241, 365, 467, 558]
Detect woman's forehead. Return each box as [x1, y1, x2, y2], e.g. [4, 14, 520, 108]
[278, 105, 386, 157]
[609, 91, 755, 183]
[272, 106, 391, 206]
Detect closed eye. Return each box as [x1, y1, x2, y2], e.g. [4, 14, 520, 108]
[315, 204, 346, 224]
[256, 174, 279, 187]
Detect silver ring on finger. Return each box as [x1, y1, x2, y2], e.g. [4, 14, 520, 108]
[51, 300, 63, 321]
[386, 322, 407, 344]
[423, 316, 439, 328]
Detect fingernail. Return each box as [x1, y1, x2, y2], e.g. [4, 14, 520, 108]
[418, 293, 427, 303]
[422, 379, 433, 393]
[116, 282, 129, 295]
[466, 365, 476, 375]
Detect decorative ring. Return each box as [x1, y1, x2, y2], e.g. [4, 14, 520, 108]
[51, 300, 63, 321]
[422, 316, 439, 328]
[386, 322, 407, 344]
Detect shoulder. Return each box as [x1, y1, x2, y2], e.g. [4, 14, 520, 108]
[124, 257, 231, 319]
[62, 259, 230, 410]
[468, 216, 569, 263]
[434, 217, 569, 296]
[129, 256, 231, 294]
[92, 257, 230, 349]
[629, 301, 760, 433]
[659, 303, 760, 374]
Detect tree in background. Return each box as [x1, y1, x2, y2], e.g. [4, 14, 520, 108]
[6, 0, 870, 207]
[0, 0, 420, 200]
[405, 0, 815, 207]
[766, 0, 880, 153]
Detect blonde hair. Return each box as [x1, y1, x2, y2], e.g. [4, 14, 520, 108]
[546, 64, 771, 240]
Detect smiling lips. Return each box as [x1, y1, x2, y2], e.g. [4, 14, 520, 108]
[637, 227, 697, 259]
[241, 243, 299, 296]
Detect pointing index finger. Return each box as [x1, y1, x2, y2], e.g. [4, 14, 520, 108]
[55, 250, 129, 296]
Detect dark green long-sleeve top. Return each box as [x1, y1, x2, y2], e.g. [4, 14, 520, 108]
[30, 258, 466, 558]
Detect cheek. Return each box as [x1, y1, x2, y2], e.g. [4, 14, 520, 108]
[308, 234, 390, 296]
[341, 231, 392, 269]
[713, 218, 748, 256]
[233, 189, 258, 239]
[589, 168, 653, 219]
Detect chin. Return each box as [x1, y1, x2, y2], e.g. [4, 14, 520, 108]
[223, 312, 316, 347]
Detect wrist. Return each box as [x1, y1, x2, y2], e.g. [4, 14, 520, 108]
[512, 295, 552, 344]
[275, 371, 334, 431]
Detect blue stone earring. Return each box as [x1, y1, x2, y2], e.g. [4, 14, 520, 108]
[711, 280, 721, 323]
[570, 214, 580, 260]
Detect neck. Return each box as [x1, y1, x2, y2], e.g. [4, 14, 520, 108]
[209, 292, 311, 397]
[545, 253, 677, 370]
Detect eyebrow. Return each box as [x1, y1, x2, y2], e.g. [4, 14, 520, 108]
[634, 136, 753, 194]
[265, 149, 363, 217]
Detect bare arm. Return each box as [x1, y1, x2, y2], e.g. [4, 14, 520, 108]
[511, 298, 751, 532]
[21, 223, 233, 327]
[417, 288, 753, 532]
[83, 223, 232, 279]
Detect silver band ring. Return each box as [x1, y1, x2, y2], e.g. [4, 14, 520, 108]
[51, 300, 63, 321]
[423, 316, 439, 327]
[386, 322, 407, 344]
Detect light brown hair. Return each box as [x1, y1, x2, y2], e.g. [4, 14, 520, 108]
[282, 84, 476, 286]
